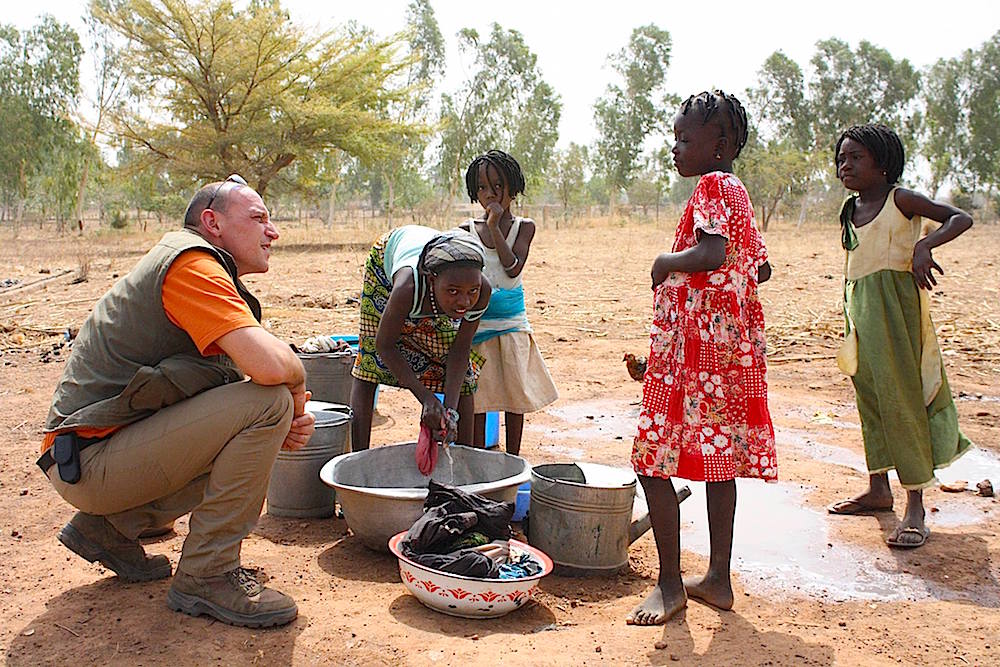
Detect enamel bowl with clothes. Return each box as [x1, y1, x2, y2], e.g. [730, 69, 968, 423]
[387, 480, 552, 618]
[388, 531, 552, 619]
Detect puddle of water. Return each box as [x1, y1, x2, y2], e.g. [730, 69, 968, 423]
[532, 399, 1000, 603]
[779, 427, 867, 474]
[780, 426, 1000, 528]
[674, 479, 998, 604]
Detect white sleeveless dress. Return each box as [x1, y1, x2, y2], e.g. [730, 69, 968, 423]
[465, 218, 558, 414]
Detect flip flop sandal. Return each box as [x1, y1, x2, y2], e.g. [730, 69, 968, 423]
[827, 499, 894, 515]
[886, 526, 930, 549]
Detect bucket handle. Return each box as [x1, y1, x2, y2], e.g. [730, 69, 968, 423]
[628, 485, 692, 544]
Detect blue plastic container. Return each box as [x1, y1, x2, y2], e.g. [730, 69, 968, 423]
[484, 411, 500, 449]
[329, 334, 359, 351]
[512, 481, 531, 522]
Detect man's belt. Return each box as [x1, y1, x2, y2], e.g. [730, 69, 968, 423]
[36, 432, 107, 480]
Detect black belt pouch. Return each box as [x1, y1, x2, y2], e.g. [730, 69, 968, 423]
[52, 432, 82, 484]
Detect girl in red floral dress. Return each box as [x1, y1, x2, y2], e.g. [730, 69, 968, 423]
[627, 91, 775, 627]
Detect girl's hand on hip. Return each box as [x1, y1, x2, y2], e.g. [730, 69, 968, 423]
[912, 241, 943, 290]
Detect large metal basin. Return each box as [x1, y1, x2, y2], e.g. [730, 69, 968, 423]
[319, 443, 530, 551]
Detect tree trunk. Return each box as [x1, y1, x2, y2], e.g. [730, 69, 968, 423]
[74, 155, 92, 235]
[796, 194, 809, 228]
[327, 181, 339, 227]
[384, 170, 395, 228]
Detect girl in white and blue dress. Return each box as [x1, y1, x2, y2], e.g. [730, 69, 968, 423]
[460, 150, 558, 455]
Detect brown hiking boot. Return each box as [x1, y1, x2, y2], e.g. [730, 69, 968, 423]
[58, 512, 172, 582]
[167, 567, 298, 628]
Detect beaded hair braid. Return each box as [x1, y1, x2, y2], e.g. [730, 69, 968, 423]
[679, 90, 750, 159]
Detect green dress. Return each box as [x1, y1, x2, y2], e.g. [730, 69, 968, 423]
[837, 189, 972, 489]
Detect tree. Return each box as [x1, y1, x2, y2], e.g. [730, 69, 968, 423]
[93, 0, 422, 196]
[918, 31, 1000, 212]
[374, 0, 444, 226]
[0, 16, 82, 231]
[73, 10, 125, 232]
[37, 130, 95, 231]
[738, 136, 814, 230]
[964, 31, 1000, 208]
[743, 53, 817, 229]
[548, 143, 589, 227]
[593, 24, 673, 202]
[808, 38, 920, 155]
[745, 51, 810, 150]
[436, 24, 561, 203]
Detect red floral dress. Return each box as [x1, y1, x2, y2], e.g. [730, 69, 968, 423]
[632, 172, 776, 482]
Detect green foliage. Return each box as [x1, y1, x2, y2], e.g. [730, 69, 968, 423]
[745, 51, 811, 150]
[593, 24, 673, 197]
[0, 16, 82, 221]
[738, 136, 815, 230]
[436, 24, 561, 200]
[36, 130, 95, 228]
[93, 0, 422, 196]
[921, 30, 1000, 208]
[808, 38, 920, 155]
[547, 143, 590, 224]
[369, 0, 443, 223]
[108, 208, 128, 229]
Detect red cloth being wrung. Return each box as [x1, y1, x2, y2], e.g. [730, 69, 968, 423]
[416, 424, 439, 475]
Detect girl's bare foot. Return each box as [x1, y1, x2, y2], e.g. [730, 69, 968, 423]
[683, 574, 734, 610]
[625, 585, 687, 626]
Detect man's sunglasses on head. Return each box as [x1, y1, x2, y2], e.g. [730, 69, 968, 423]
[206, 174, 248, 211]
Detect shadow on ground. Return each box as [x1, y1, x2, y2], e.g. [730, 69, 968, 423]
[6, 578, 305, 665]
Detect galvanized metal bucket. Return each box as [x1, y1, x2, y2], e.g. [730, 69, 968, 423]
[266, 406, 352, 518]
[297, 350, 355, 404]
[527, 463, 647, 576]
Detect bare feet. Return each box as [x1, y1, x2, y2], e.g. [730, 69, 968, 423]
[683, 575, 734, 610]
[626, 585, 687, 626]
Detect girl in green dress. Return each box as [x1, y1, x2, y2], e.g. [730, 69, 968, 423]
[827, 123, 973, 549]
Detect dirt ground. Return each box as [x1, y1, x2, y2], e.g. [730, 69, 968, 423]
[1, 217, 998, 666]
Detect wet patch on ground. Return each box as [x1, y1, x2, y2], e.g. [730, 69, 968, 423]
[535, 398, 1000, 604]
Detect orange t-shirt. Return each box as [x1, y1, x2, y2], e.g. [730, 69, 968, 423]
[41, 251, 260, 453]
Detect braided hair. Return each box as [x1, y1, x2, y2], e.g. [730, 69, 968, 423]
[464, 150, 526, 203]
[834, 124, 905, 185]
[678, 90, 750, 159]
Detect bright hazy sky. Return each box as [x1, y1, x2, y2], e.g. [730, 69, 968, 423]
[9, 0, 999, 148]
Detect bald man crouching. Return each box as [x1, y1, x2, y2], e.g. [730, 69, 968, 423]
[38, 175, 315, 628]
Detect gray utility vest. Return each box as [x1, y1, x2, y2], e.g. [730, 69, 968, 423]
[45, 229, 262, 433]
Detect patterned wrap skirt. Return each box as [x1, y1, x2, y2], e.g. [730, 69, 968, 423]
[351, 232, 484, 395]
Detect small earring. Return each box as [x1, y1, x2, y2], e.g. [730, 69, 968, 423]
[715, 153, 722, 160]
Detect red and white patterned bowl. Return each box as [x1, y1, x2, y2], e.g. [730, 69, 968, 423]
[388, 531, 553, 619]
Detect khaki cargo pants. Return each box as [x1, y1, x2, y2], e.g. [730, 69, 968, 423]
[48, 380, 293, 577]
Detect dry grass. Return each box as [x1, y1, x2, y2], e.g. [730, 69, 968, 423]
[1, 216, 997, 383]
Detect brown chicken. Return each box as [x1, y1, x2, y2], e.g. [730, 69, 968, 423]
[623, 353, 647, 382]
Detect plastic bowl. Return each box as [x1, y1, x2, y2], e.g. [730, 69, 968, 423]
[388, 531, 552, 619]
